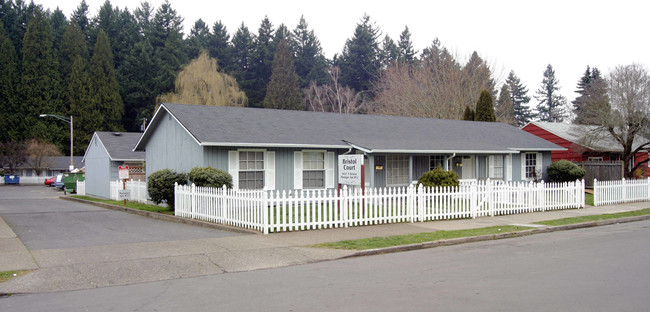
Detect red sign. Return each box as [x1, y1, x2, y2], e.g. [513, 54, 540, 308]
[118, 165, 129, 180]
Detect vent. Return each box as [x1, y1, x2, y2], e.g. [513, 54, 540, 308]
[113, 132, 122, 136]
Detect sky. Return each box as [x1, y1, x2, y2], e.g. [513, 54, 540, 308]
[45, 0, 650, 108]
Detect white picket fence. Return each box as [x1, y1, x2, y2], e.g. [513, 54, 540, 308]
[76, 180, 86, 195]
[110, 180, 148, 203]
[593, 178, 650, 206]
[175, 179, 585, 234]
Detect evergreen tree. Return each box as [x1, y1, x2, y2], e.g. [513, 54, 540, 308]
[186, 18, 211, 60]
[337, 14, 381, 93]
[133, 1, 153, 36]
[150, 0, 186, 95]
[379, 35, 398, 68]
[535, 64, 567, 122]
[209, 20, 232, 73]
[474, 89, 496, 122]
[2, 0, 36, 59]
[20, 7, 64, 144]
[397, 25, 416, 65]
[263, 39, 302, 110]
[0, 20, 20, 142]
[248, 16, 275, 108]
[231, 22, 255, 102]
[462, 106, 475, 121]
[49, 8, 68, 58]
[67, 51, 93, 155]
[273, 23, 290, 44]
[60, 20, 89, 79]
[572, 66, 606, 124]
[462, 51, 496, 106]
[495, 84, 516, 125]
[71, 0, 90, 47]
[506, 70, 534, 126]
[291, 15, 327, 88]
[88, 29, 123, 133]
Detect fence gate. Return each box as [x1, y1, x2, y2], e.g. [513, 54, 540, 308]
[579, 161, 623, 188]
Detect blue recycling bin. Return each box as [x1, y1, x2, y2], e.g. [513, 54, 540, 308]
[4, 175, 20, 184]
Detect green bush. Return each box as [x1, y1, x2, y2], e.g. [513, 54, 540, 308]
[417, 168, 459, 187]
[188, 166, 232, 188]
[546, 160, 585, 183]
[147, 169, 187, 208]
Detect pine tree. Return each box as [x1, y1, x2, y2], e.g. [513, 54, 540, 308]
[0, 20, 20, 142]
[249, 16, 275, 108]
[291, 15, 327, 88]
[338, 14, 381, 93]
[186, 18, 211, 60]
[462, 52, 496, 107]
[89, 29, 123, 133]
[150, 1, 187, 95]
[462, 106, 475, 121]
[71, 0, 90, 41]
[273, 23, 291, 44]
[506, 70, 534, 126]
[572, 66, 607, 124]
[60, 20, 89, 80]
[20, 7, 63, 144]
[397, 26, 416, 65]
[535, 64, 567, 122]
[231, 22, 255, 102]
[474, 89, 496, 122]
[209, 20, 232, 73]
[495, 84, 516, 125]
[50, 8, 68, 58]
[379, 35, 398, 68]
[264, 39, 302, 110]
[2, 0, 36, 59]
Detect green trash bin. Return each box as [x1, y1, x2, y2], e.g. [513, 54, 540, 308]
[63, 173, 85, 193]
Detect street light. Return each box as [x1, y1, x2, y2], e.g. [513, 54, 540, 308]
[39, 114, 74, 172]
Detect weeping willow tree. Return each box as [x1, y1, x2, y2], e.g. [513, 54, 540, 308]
[157, 50, 248, 107]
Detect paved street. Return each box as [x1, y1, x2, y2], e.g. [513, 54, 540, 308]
[2, 219, 649, 311]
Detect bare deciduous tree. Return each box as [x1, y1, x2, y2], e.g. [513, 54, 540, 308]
[582, 63, 650, 178]
[0, 141, 27, 175]
[25, 138, 62, 176]
[304, 67, 365, 114]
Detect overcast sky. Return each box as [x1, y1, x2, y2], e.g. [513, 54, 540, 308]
[46, 0, 650, 107]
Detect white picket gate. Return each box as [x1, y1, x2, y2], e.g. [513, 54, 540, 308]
[110, 180, 148, 203]
[593, 178, 650, 206]
[175, 179, 585, 234]
[76, 180, 86, 195]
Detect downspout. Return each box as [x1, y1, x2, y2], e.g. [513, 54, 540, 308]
[447, 153, 456, 171]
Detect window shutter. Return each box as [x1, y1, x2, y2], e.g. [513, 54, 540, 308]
[325, 152, 335, 188]
[506, 154, 512, 181]
[521, 154, 526, 181]
[265, 151, 275, 190]
[294, 151, 303, 189]
[488, 156, 495, 178]
[536, 152, 543, 181]
[229, 151, 239, 189]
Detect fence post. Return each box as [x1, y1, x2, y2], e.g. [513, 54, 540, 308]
[221, 185, 227, 224]
[487, 179, 494, 217]
[263, 189, 269, 234]
[580, 179, 585, 208]
[191, 183, 196, 219]
[418, 184, 425, 222]
[342, 185, 349, 228]
[647, 177, 650, 202]
[540, 180, 546, 212]
[407, 184, 414, 222]
[470, 181, 477, 219]
[593, 179, 598, 206]
[622, 178, 627, 203]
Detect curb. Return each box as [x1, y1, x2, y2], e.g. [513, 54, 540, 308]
[60, 196, 260, 235]
[342, 214, 650, 258]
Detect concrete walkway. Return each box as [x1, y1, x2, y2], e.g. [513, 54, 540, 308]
[1, 200, 649, 294]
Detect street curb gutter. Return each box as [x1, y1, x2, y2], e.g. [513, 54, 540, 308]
[60, 196, 259, 235]
[342, 214, 650, 258]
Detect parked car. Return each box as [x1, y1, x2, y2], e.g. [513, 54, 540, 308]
[45, 176, 55, 185]
[53, 173, 65, 190]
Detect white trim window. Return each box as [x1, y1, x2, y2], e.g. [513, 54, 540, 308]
[228, 150, 275, 190]
[386, 155, 409, 186]
[522, 152, 542, 181]
[488, 155, 504, 179]
[430, 155, 445, 170]
[303, 151, 325, 189]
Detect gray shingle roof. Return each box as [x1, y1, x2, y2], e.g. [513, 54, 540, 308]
[530, 122, 647, 152]
[94, 132, 145, 161]
[135, 103, 563, 153]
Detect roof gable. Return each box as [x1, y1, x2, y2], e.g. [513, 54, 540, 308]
[89, 132, 145, 161]
[135, 103, 564, 153]
[527, 122, 648, 152]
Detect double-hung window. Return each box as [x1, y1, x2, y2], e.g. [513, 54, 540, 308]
[525, 153, 537, 179]
[386, 155, 409, 186]
[430, 155, 445, 170]
[489, 155, 504, 179]
[303, 151, 325, 189]
[239, 151, 264, 189]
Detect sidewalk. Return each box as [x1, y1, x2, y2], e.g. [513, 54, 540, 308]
[1, 201, 649, 294]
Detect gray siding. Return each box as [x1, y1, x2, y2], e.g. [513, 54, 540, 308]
[84, 136, 112, 198]
[374, 155, 386, 188]
[412, 155, 429, 181]
[541, 151, 552, 181]
[145, 111, 204, 178]
[512, 153, 522, 181]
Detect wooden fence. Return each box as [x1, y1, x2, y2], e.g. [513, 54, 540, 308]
[593, 178, 650, 206]
[175, 179, 585, 234]
[578, 161, 623, 188]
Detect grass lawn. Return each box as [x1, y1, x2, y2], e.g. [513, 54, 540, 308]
[585, 192, 594, 206]
[71, 195, 174, 214]
[0, 270, 30, 283]
[315, 225, 533, 250]
[534, 208, 650, 226]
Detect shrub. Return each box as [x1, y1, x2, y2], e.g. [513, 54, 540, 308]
[546, 160, 585, 183]
[147, 169, 187, 208]
[417, 168, 459, 187]
[188, 166, 232, 188]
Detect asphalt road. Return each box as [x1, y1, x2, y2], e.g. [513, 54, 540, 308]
[0, 186, 242, 249]
[2, 218, 648, 311]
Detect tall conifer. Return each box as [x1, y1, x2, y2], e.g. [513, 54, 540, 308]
[264, 39, 302, 110]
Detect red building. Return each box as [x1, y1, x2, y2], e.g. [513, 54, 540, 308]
[522, 122, 649, 178]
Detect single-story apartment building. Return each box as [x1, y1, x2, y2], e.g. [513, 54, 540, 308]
[1, 156, 83, 184]
[134, 103, 565, 191]
[83, 131, 145, 198]
[522, 121, 649, 178]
